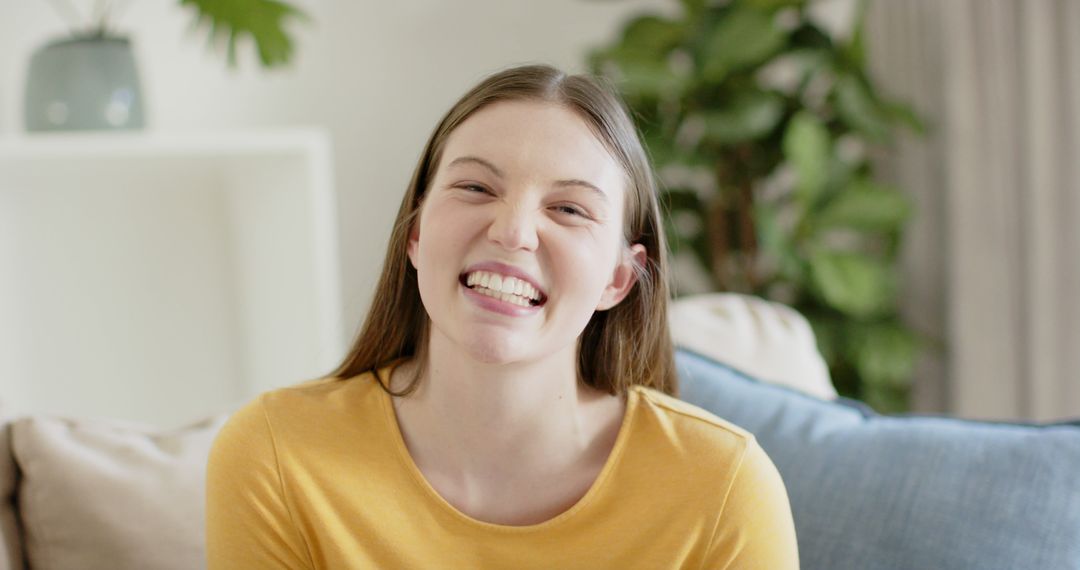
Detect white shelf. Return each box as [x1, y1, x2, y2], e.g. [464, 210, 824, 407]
[0, 129, 334, 158]
[0, 129, 346, 428]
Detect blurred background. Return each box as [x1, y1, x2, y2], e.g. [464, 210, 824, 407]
[1, 0, 1077, 426]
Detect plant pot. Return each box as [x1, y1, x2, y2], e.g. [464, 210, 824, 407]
[23, 34, 146, 132]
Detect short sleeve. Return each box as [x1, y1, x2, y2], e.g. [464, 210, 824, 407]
[702, 437, 799, 569]
[205, 395, 313, 569]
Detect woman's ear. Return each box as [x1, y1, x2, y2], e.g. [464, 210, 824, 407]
[407, 223, 420, 269]
[597, 243, 647, 311]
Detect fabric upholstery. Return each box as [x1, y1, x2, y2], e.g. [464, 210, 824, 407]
[0, 408, 22, 570]
[676, 349, 1080, 570]
[670, 293, 837, 400]
[4, 349, 1078, 569]
[11, 413, 226, 570]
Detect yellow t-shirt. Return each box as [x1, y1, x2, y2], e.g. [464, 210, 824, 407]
[206, 364, 799, 569]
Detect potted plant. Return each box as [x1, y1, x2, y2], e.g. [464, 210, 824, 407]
[589, 0, 930, 412]
[24, 0, 307, 131]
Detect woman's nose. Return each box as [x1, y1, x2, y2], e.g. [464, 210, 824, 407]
[486, 204, 539, 252]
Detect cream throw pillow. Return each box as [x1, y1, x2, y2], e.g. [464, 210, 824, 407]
[0, 407, 22, 570]
[11, 413, 227, 570]
[670, 293, 838, 400]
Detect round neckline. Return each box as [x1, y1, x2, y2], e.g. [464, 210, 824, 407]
[376, 360, 641, 533]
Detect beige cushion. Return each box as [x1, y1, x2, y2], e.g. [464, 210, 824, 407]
[670, 293, 838, 400]
[11, 413, 227, 570]
[0, 407, 23, 570]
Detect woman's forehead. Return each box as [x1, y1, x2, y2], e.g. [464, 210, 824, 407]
[439, 100, 624, 191]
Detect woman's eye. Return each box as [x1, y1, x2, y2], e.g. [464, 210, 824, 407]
[458, 184, 490, 194]
[553, 204, 588, 218]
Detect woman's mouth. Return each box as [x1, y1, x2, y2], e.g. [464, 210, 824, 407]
[458, 271, 547, 308]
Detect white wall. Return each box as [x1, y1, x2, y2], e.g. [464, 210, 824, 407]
[0, 0, 672, 344]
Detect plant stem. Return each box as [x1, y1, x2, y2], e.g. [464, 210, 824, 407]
[44, 0, 86, 33]
[738, 175, 758, 290]
[92, 0, 110, 35]
[710, 159, 730, 291]
[708, 196, 728, 291]
[736, 145, 759, 291]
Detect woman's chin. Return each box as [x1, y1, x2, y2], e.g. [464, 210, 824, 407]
[463, 344, 525, 365]
[457, 335, 537, 365]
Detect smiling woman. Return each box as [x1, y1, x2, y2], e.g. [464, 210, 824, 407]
[205, 64, 799, 569]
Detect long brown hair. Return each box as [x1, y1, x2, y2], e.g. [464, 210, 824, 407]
[326, 64, 677, 397]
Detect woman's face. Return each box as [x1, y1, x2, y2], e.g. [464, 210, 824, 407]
[408, 100, 645, 365]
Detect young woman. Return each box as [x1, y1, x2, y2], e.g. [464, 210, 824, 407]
[206, 64, 798, 569]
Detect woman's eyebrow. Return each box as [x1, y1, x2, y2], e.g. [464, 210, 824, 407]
[448, 156, 505, 178]
[553, 179, 608, 202]
[447, 155, 608, 202]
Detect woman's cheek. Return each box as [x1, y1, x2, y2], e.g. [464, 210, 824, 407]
[557, 235, 605, 291]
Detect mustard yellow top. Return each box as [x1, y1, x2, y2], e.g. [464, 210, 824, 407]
[206, 365, 799, 569]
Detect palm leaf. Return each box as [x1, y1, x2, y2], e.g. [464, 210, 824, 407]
[179, 0, 308, 68]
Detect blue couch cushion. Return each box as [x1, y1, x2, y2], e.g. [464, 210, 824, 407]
[675, 349, 1080, 570]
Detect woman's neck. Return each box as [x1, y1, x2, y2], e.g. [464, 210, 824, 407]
[389, 327, 624, 490]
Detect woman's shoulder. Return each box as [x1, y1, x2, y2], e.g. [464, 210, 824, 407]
[214, 368, 387, 448]
[251, 372, 369, 417]
[262, 371, 376, 409]
[630, 385, 755, 447]
[626, 386, 794, 534]
[627, 385, 776, 478]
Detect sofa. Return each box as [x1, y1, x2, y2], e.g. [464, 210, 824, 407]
[1, 293, 1078, 569]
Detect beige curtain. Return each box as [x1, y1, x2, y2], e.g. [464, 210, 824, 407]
[867, 0, 1080, 421]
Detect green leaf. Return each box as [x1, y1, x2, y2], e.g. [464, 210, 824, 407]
[783, 112, 830, 206]
[864, 389, 909, 414]
[644, 131, 713, 171]
[662, 190, 715, 279]
[662, 188, 705, 212]
[679, 0, 707, 19]
[613, 58, 684, 99]
[745, 0, 804, 10]
[700, 91, 785, 144]
[618, 14, 685, 59]
[833, 73, 891, 141]
[807, 315, 842, 367]
[596, 14, 687, 99]
[754, 200, 802, 281]
[883, 100, 927, 135]
[641, 128, 678, 167]
[808, 250, 894, 318]
[814, 179, 912, 233]
[790, 22, 834, 51]
[843, 0, 870, 68]
[823, 152, 858, 197]
[847, 322, 919, 390]
[179, 0, 308, 69]
[226, 27, 239, 66]
[758, 48, 830, 94]
[754, 199, 785, 260]
[593, 41, 687, 100]
[702, 7, 787, 82]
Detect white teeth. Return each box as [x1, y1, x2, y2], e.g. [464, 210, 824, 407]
[462, 270, 543, 301]
[500, 277, 519, 295]
[471, 285, 532, 306]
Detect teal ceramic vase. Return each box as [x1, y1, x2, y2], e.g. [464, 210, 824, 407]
[23, 34, 146, 131]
